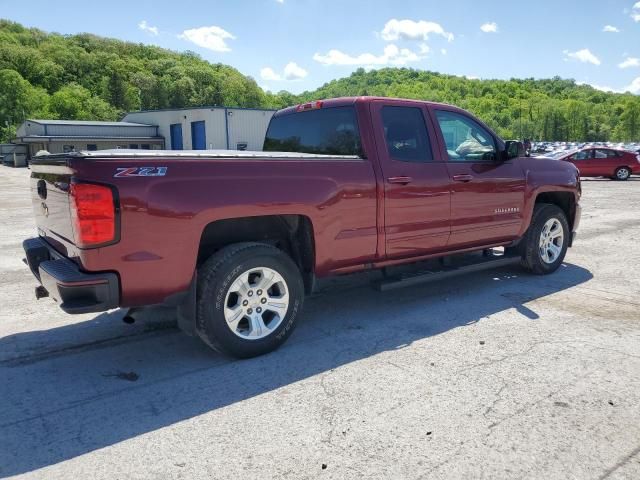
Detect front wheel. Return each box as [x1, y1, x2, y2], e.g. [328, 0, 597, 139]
[614, 167, 631, 181]
[520, 204, 569, 275]
[196, 243, 304, 358]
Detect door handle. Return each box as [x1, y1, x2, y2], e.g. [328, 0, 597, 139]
[387, 176, 413, 185]
[452, 174, 473, 182]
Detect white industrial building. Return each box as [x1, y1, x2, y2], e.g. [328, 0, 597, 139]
[12, 120, 164, 159]
[6, 106, 276, 165]
[122, 106, 275, 151]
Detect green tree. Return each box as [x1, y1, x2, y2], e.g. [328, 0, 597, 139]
[49, 83, 116, 120]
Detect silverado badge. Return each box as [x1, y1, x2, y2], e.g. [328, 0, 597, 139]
[494, 207, 520, 214]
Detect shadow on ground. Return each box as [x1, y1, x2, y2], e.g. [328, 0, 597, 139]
[0, 263, 592, 477]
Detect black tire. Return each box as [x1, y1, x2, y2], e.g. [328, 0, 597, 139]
[614, 167, 631, 181]
[196, 242, 304, 358]
[521, 204, 569, 275]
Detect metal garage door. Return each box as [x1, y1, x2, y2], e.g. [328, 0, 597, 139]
[170, 123, 183, 150]
[191, 121, 206, 150]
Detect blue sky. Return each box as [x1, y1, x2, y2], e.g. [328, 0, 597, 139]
[2, 0, 640, 94]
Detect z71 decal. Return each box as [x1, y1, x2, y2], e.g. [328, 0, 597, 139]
[114, 167, 168, 178]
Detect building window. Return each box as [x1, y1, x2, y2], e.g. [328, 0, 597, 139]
[236, 142, 248, 151]
[141, 144, 151, 150]
[87, 144, 98, 151]
[63, 145, 75, 153]
[129, 144, 139, 149]
[116, 145, 127, 149]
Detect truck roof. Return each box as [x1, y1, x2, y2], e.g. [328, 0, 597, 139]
[274, 96, 456, 116]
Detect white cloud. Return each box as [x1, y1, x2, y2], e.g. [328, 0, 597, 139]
[602, 25, 620, 32]
[314, 44, 424, 67]
[138, 20, 159, 36]
[283, 62, 308, 80]
[178, 25, 235, 52]
[465, 75, 479, 80]
[276, 0, 284, 3]
[480, 22, 498, 33]
[626, 77, 640, 93]
[260, 67, 281, 81]
[619, 57, 640, 68]
[632, 2, 640, 21]
[563, 48, 601, 65]
[577, 81, 619, 93]
[441, 48, 447, 55]
[418, 43, 430, 55]
[380, 19, 454, 42]
[260, 62, 308, 81]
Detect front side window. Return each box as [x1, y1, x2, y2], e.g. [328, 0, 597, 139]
[264, 106, 362, 156]
[435, 110, 497, 162]
[570, 150, 591, 160]
[381, 106, 432, 162]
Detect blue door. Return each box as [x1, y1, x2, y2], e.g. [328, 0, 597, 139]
[191, 121, 206, 150]
[170, 123, 183, 150]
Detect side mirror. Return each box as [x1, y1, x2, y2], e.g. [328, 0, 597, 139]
[505, 140, 525, 160]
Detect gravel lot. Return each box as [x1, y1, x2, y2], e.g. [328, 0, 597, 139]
[0, 166, 639, 480]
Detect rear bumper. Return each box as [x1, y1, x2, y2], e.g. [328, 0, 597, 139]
[23, 237, 119, 314]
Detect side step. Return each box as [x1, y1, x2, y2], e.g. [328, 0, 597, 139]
[375, 251, 521, 292]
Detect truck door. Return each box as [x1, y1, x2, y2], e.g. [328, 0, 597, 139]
[429, 107, 526, 249]
[371, 101, 451, 259]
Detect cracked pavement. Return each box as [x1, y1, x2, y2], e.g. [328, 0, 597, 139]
[0, 167, 639, 479]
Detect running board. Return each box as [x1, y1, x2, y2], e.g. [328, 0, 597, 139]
[375, 253, 521, 292]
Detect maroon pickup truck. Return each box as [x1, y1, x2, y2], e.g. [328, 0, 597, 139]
[24, 97, 581, 358]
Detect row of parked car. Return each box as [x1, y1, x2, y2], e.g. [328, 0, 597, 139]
[531, 141, 640, 155]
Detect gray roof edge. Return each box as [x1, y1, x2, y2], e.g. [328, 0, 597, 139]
[26, 119, 156, 127]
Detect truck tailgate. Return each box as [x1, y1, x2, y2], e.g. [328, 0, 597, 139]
[29, 157, 77, 255]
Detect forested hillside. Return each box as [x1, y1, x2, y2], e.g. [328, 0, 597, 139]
[1, 19, 639, 143]
[297, 69, 640, 142]
[0, 19, 283, 141]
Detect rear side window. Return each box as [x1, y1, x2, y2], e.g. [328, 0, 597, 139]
[263, 106, 362, 156]
[595, 149, 620, 158]
[381, 106, 433, 162]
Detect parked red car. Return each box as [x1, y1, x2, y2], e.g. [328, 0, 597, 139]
[555, 147, 640, 180]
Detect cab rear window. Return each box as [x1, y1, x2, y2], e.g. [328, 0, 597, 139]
[263, 106, 362, 156]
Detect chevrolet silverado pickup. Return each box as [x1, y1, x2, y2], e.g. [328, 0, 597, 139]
[24, 97, 581, 358]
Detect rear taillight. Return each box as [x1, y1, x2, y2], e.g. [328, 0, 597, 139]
[70, 182, 117, 247]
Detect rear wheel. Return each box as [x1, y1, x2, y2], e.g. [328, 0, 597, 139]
[196, 243, 304, 358]
[614, 167, 631, 181]
[521, 204, 569, 275]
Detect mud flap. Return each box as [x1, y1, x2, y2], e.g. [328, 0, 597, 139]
[176, 274, 197, 336]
